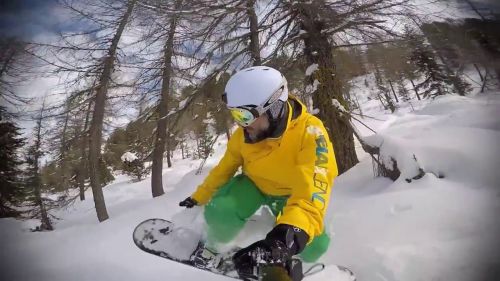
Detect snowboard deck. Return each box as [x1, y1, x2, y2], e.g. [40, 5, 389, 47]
[133, 218, 356, 280]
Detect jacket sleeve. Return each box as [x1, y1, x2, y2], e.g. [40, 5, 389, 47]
[276, 117, 338, 241]
[191, 128, 243, 205]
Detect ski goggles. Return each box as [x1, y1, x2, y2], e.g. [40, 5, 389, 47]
[228, 106, 260, 127]
[224, 85, 285, 127]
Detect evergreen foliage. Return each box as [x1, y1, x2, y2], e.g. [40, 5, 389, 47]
[409, 37, 451, 98]
[0, 108, 25, 218]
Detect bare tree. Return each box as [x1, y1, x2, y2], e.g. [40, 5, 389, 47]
[25, 99, 53, 231]
[34, 0, 139, 221]
[131, 0, 265, 196]
[87, 0, 137, 221]
[76, 99, 93, 201]
[180, 0, 417, 174]
[148, 0, 183, 197]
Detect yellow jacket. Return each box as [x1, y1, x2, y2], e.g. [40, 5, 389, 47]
[191, 96, 338, 240]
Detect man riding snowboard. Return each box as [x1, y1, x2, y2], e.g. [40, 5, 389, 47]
[179, 66, 338, 280]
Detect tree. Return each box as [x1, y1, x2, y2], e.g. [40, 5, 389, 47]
[409, 35, 451, 98]
[43, 0, 139, 222]
[0, 38, 32, 114]
[121, 152, 148, 181]
[366, 44, 397, 112]
[0, 107, 25, 218]
[420, 22, 471, 96]
[149, 0, 183, 198]
[24, 100, 53, 231]
[460, 18, 500, 89]
[76, 99, 93, 201]
[263, 0, 415, 173]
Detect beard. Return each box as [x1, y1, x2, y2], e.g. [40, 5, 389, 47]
[243, 116, 271, 143]
[245, 126, 268, 142]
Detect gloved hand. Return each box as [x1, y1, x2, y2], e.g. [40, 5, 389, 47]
[232, 224, 309, 279]
[179, 197, 197, 208]
[233, 238, 290, 279]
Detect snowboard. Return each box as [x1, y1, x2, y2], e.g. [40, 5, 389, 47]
[132, 218, 356, 281]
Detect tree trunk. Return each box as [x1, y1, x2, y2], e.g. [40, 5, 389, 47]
[409, 78, 421, 100]
[388, 79, 399, 103]
[166, 136, 172, 168]
[246, 0, 261, 66]
[59, 109, 70, 190]
[373, 62, 395, 112]
[481, 68, 489, 93]
[88, 0, 136, 222]
[354, 93, 363, 118]
[473, 63, 484, 82]
[151, 0, 180, 198]
[376, 93, 387, 110]
[297, 3, 358, 174]
[77, 99, 92, 201]
[33, 103, 52, 231]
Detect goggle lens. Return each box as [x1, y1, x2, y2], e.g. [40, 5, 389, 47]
[229, 107, 256, 127]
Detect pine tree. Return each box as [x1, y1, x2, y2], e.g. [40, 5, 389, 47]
[0, 107, 25, 218]
[121, 152, 148, 182]
[409, 37, 451, 98]
[421, 22, 472, 96]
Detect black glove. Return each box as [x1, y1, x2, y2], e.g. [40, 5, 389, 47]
[233, 224, 309, 280]
[179, 197, 197, 208]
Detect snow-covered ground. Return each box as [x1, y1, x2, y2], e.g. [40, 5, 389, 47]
[1, 88, 499, 281]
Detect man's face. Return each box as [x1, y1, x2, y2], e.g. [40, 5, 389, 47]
[244, 113, 270, 142]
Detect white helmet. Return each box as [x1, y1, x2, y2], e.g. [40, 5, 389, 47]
[223, 66, 288, 127]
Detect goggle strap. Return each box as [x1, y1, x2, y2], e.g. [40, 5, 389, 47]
[249, 107, 260, 118]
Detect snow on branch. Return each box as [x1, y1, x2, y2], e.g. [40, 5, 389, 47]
[305, 63, 318, 76]
[121, 151, 138, 162]
[331, 98, 347, 113]
[305, 79, 320, 94]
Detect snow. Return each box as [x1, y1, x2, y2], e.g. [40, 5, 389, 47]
[305, 79, 320, 94]
[179, 97, 189, 109]
[121, 151, 138, 162]
[1, 88, 500, 281]
[305, 63, 319, 76]
[331, 99, 347, 113]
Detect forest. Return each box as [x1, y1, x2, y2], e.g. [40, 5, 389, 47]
[2, 0, 498, 226]
[0, 1, 499, 280]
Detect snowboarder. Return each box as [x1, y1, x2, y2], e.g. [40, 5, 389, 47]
[179, 66, 338, 280]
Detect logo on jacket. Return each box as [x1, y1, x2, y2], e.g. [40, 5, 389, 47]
[310, 128, 329, 210]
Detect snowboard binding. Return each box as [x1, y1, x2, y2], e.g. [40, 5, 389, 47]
[237, 258, 303, 281]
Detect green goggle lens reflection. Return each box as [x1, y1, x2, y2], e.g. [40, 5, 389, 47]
[230, 108, 256, 126]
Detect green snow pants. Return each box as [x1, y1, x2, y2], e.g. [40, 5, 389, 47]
[204, 174, 330, 262]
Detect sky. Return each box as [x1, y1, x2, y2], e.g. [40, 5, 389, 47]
[1, 0, 60, 40]
[1, 0, 499, 42]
